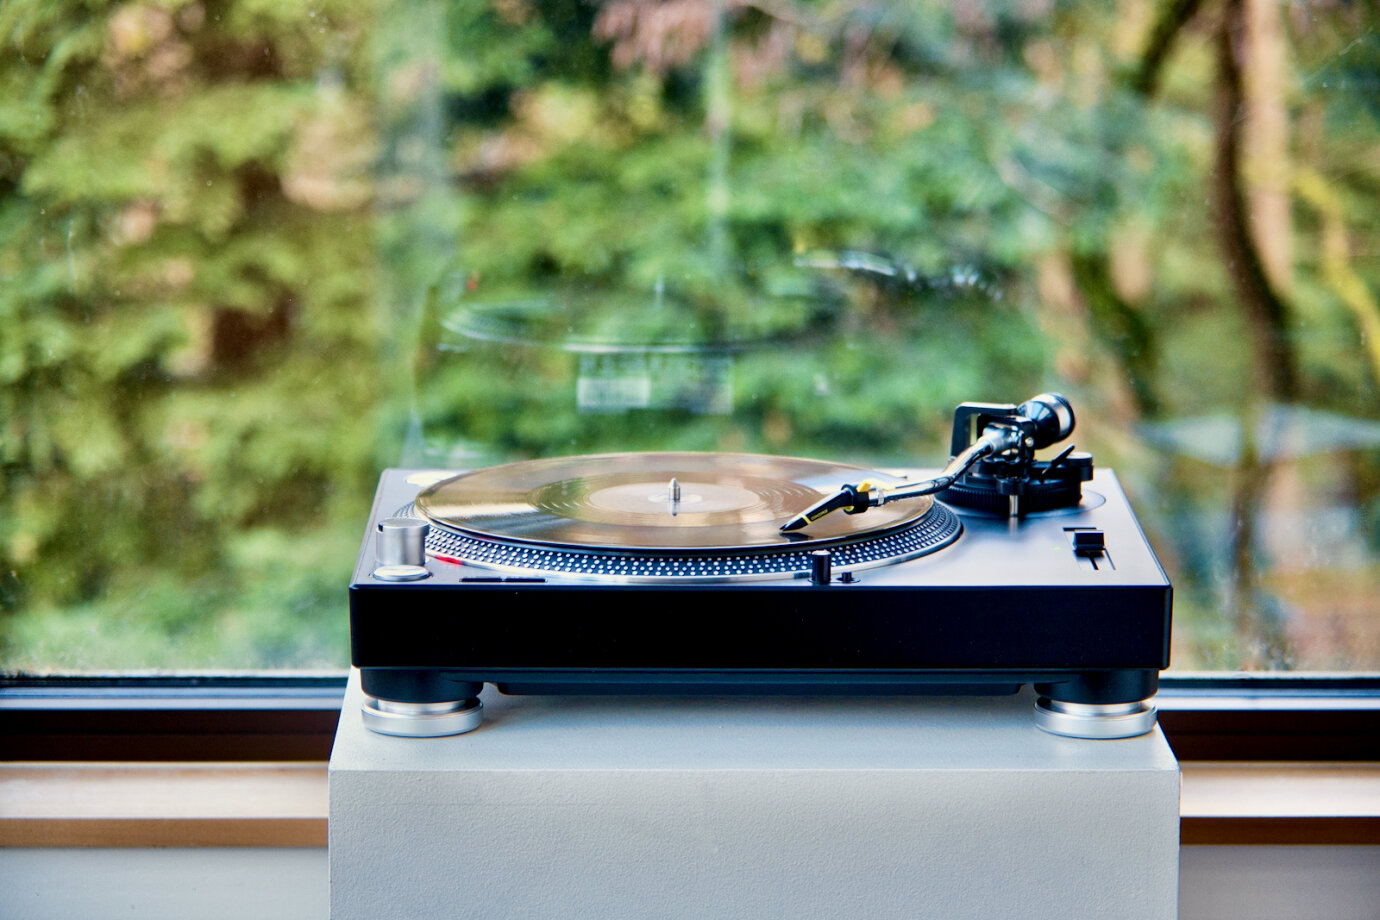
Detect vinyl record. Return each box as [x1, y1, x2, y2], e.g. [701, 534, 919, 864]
[415, 451, 933, 551]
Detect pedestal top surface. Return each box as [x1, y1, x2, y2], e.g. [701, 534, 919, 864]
[331, 670, 1178, 775]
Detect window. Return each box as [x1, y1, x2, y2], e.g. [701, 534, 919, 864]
[2, 0, 1377, 678]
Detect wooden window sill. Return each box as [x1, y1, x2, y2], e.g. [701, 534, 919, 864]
[0, 763, 328, 847]
[2, 762, 1377, 848]
[1179, 762, 1380, 845]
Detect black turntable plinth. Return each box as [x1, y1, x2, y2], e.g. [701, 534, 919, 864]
[349, 396, 1172, 739]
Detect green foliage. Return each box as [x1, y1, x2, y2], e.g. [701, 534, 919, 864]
[1, 0, 382, 668]
[2, 0, 1378, 671]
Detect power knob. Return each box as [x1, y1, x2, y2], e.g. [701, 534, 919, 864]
[373, 518, 431, 582]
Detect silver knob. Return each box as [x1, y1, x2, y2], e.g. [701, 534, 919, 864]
[374, 518, 430, 581]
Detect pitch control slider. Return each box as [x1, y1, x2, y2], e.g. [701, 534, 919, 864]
[779, 425, 1024, 532]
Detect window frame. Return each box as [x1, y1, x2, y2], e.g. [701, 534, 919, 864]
[3, 673, 1378, 762]
[0, 675, 345, 762]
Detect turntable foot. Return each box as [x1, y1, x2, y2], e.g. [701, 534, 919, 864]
[1033, 697, 1157, 739]
[361, 696, 484, 738]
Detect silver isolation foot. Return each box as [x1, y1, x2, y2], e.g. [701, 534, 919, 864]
[1033, 697, 1157, 739]
[362, 696, 483, 737]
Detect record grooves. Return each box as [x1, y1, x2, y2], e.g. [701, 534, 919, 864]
[401, 451, 962, 582]
[398, 496, 961, 581]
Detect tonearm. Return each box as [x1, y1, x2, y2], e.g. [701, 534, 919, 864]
[780, 393, 1092, 531]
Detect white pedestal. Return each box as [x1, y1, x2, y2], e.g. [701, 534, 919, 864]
[330, 671, 1179, 920]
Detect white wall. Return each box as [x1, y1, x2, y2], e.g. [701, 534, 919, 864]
[2, 846, 1378, 920]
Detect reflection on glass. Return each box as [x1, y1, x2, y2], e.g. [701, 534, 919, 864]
[1, 0, 1376, 671]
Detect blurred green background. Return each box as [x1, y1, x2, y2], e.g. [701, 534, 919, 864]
[2, 0, 1377, 672]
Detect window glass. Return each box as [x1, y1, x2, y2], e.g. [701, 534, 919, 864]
[2, 0, 1377, 672]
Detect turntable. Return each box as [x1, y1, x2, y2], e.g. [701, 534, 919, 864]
[349, 394, 1172, 740]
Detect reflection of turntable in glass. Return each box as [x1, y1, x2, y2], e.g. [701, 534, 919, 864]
[350, 394, 1172, 740]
